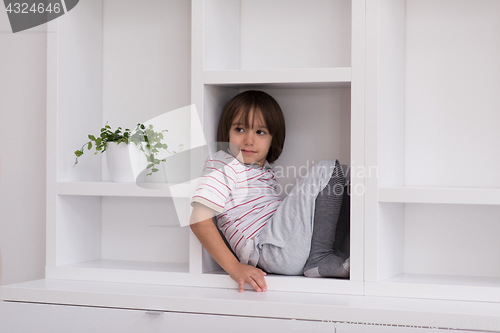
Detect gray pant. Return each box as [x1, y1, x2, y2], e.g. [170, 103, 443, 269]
[256, 159, 342, 275]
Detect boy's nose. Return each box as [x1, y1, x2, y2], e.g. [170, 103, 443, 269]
[244, 133, 254, 145]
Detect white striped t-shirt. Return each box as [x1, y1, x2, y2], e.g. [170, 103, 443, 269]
[190, 149, 282, 265]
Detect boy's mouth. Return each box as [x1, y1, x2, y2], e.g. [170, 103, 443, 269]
[241, 149, 256, 154]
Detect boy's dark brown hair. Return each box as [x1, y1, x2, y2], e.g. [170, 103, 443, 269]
[217, 90, 286, 164]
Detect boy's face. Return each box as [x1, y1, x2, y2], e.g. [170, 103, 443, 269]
[229, 109, 272, 167]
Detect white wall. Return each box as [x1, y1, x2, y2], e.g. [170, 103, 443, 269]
[0, 10, 47, 285]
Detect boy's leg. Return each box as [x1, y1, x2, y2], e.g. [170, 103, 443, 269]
[335, 183, 350, 255]
[257, 159, 340, 275]
[302, 161, 350, 278]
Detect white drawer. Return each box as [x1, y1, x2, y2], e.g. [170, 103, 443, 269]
[0, 301, 336, 333]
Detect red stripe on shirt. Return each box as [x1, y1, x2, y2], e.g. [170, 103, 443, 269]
[243, 209, 277, 233]
[220, 219, 232, 229]
[205, 167, 236, 185]
[226, 196, 265, 213]
[244, 172, 266, 182]
[247, 223, 267, 239]
[207, 158, 238, 175]
[228, 229, 239, 242]
[234, 206, 262, 227]
[201, 175, 231, 191]
[234, 235, 245, 252]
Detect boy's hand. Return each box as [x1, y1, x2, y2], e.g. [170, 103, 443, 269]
[189, 205, 267, 293]
[228, 262, 267, 293]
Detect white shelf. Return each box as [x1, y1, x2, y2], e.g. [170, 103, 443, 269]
[65, 260, 189, 272]
[46, 260, 193, 286]
[56, 182, 191, 198]
[205, 269, 361, 295]
[203, 68, 351, 88]
[45, 263, 362, 295]
[365, 273, 500, 303]
[378, 187, 500, 205]
[3, 279, 500, 332]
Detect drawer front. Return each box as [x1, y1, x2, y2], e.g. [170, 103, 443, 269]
[0, 301, 335, 333]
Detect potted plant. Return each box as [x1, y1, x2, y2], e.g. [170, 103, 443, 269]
[74, 122, 183, 182]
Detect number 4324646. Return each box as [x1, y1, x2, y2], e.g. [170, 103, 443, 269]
[6, 2, 62, 14]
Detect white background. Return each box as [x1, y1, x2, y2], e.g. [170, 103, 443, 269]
[0, 8, 46, 286]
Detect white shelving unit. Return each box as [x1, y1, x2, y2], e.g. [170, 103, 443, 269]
[203, 68, 352, 87]
[364, 0, 500, 303]
[45, 0, 194, 287]
[3, 0, 500, 331]
[190, 0, 365, 294]
[379, 187, 500, 206]
[56, 182, 192, 197]
[41, 0, 367, 295]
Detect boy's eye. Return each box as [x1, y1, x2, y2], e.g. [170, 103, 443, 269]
[234, 127, 266, 135]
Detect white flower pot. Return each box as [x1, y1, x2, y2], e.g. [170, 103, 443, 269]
[106, 142, 148, 182]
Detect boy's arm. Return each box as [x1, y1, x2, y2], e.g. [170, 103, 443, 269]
[189, 202, 267, 293]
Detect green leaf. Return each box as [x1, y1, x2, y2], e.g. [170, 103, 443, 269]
[74, 121, 184, 175]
